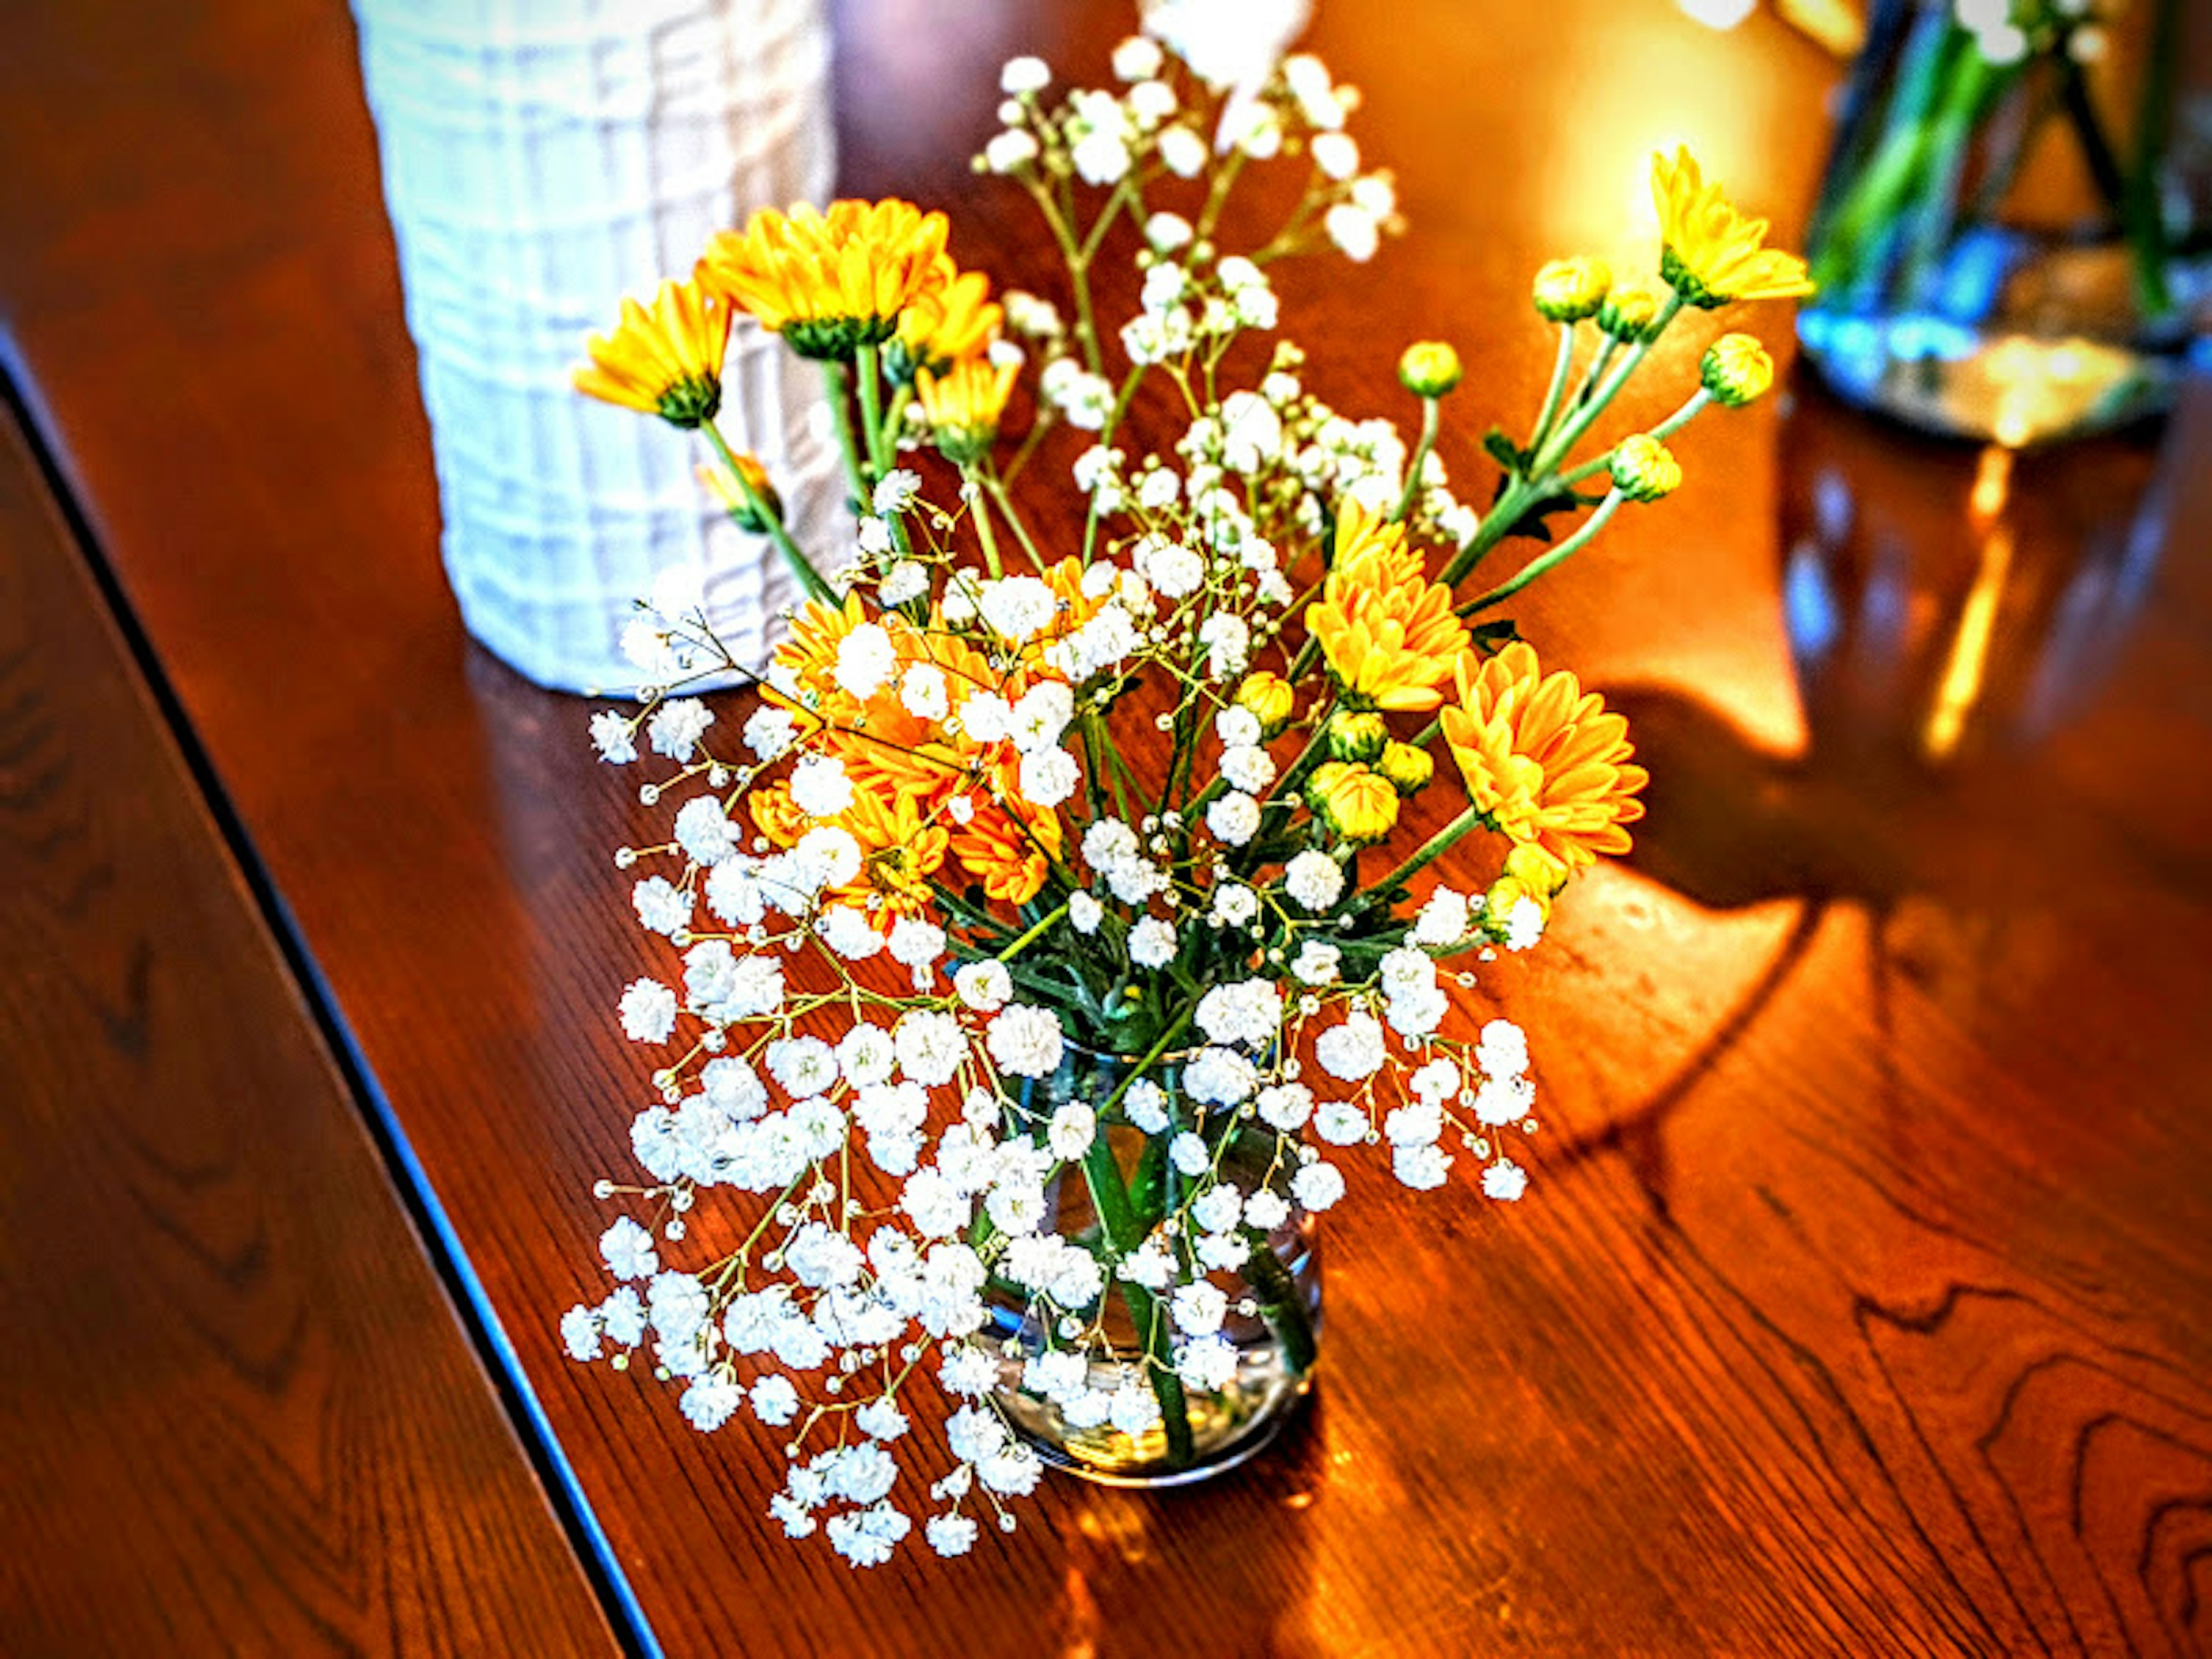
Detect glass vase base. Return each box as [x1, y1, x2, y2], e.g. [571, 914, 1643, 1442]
[1001, 1371, 1316, 1490]
[1798, 309, 2197, 445]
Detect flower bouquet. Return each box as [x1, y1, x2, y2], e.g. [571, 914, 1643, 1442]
[560, 14, 1805, 1566]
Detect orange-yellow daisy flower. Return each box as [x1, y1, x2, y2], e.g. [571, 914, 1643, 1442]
[1305, 497, 1469, 713]
[1439, 642, 1647, 872]
[916, 356, 1020, 464]
[769, 591, 870, 707]
[572, 275, 732, 427]
[835, 785, 951, 919]
[749, 778, 810, 849]
[950, 784, 1061, 907]
[1651, 147, 1815, 308]
[700, 199, 950, 359]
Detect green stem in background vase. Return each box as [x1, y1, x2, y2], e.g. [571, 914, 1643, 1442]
[2122, 0, 2179, 319]
[1079, 1131, 1194, 1468]
[1238, 1222, 1317, 1380]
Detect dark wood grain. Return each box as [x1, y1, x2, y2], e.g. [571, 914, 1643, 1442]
[4, 1, 2211, 1655]
[0, 406, 622, 1654]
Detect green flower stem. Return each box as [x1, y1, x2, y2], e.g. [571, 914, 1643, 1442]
[963, 465, 1006, 579]
[1391, 395, 1441, 525]
[1081, 1007, 1200, 1465]
[1527, 324, 1578, 458]
[995, 900, 1071, 964]
[820, 361, 872, 501]
[2123, 0, 2180, 317]
[1359, 804, 1482, 907]
[1568, 335, 1621, 411]
[1528, 296, 1681, 479]
[1459, 490, 1627, 615]
[701, 419, 833, 604]
[1557, 388, 1710, 488]
[1238, 1224, 1317, 1378]
[982, 469, 1046, 571]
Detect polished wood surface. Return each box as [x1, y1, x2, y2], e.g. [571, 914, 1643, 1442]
[0, 404, 621, 1656]
[4, 1, 2210, 1654]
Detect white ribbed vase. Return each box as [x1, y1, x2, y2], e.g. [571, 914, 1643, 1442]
[353, 0, 838, 693]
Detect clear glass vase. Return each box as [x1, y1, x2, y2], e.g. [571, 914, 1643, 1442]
[1797, 0, 2211, 445]
[970, 1044, 1320, 1487]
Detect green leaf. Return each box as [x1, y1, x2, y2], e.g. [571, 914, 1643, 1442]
[1482, 427, 1527, 474]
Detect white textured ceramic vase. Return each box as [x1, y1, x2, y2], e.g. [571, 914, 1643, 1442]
[353, 0, 838, 693]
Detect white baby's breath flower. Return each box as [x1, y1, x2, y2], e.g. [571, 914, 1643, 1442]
[985, 128, 1040, 172]
[1172, 1279, 1229, 1336]
[600, 1215, 660, 1281]
[1018, 748, 1080, 809]
[1310, 130, 1359, 179]
[1123, 1078, 1171, 1134]
[1283, 850, 1343, 911]
[742, 706, 797, 762]
[1325, 202, 1381, 263]
[1503, 896, 1546, 950]
[1209, 882, 1259, 929]
[1256, 1081, 1313, 1132]
[1169, 1132, 1210, 1176]
[789, 753, 854, 817]
[648, 698, 714, 761]
[1292, 1160, 1346, 1212]
[955, 959, 1013, 1013]
[560, 1305, 601, 1361]
[1069, 891, 1104, 934]
[1219, 744, 1276, 793]
[1290, 939, 1340, 985]
[590, 710, 638, 764]
[1113, 33, 1165, 79]
[1315, 1012, 1386, 1081]
[1207, 791, 1261, 846]
[1482, 1157, 1529, 1202]
[979, 575, 1058, 643]
[1130, 916, 1177, 969]
[895, 1009, 969, 1087]
[1000, 54, 1051, 94]
[1047, 1103, 1097, 1161]
[987, 1003, 1065, 1080]
[1412, 886, 1469, 945]
[619, 978, 679, 1044]
[1157, 124, 1207, 178]
[750, 1374, 800, 1425]
[673, 795, 739, 866]
[632, 876, 691, 938]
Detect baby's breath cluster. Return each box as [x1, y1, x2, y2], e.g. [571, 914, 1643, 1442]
[565, 7, 1808, 1569]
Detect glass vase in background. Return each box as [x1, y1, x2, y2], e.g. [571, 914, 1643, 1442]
[975, 1044, 1321, 1488]
[1797, 0, 2211, 444]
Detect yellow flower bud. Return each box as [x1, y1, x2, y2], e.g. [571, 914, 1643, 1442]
[1234, 672, 1297, 739]
[1609, 433, 1683, 502]
[1503, 840, 1569, 896]
[1325, 710, 1389, 764]
[1397, 340, 1464, 398]
[1306, 761, 1401, 844]
[1532, 256, 1613, 324]
[1375, 740, 1433, 796]
[699, 450, 782, 532]
[1597, 282, 1665, 343]
[1700, 332, 1775, 407]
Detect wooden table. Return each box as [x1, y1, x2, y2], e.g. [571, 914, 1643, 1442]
[4, 2, 2210, 1655]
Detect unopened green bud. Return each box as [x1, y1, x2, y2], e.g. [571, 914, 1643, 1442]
[1397, 340, 1464, 398]
[1610, 433, 1683, 502]
[1325, 710, 1389, 763]
[1532, 256, 1612, 324]
[1597, 283, 1665, 343]
[1700, 332, 1775, 407]
[1375, 740, 1434, 795]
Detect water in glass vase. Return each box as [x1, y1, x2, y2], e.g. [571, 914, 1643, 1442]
[1797, 0, 2211, 445]
[969, 1044, 1321, 1487]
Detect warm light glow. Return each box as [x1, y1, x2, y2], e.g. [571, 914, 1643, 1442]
[1676, 0, 1759, 28]
[1924, 445, 2017, 761]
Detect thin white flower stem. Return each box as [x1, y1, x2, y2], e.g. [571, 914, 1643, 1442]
[1458, 490, 1627, 615]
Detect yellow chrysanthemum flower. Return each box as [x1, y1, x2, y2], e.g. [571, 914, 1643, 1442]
[1650, 147, 1815, 308]
[572, 275, 732, 427]
[1440, 642, 1648, 873]
[950, 763, 1062, 906]
[700, 199, 950, 359]
[1234, 672, 1297, 738]
[892, 257, 1003, 378]
[1306, 497, 1469, 714]
[916, 356, 1020, 464]
[696, 449, 782, 531]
